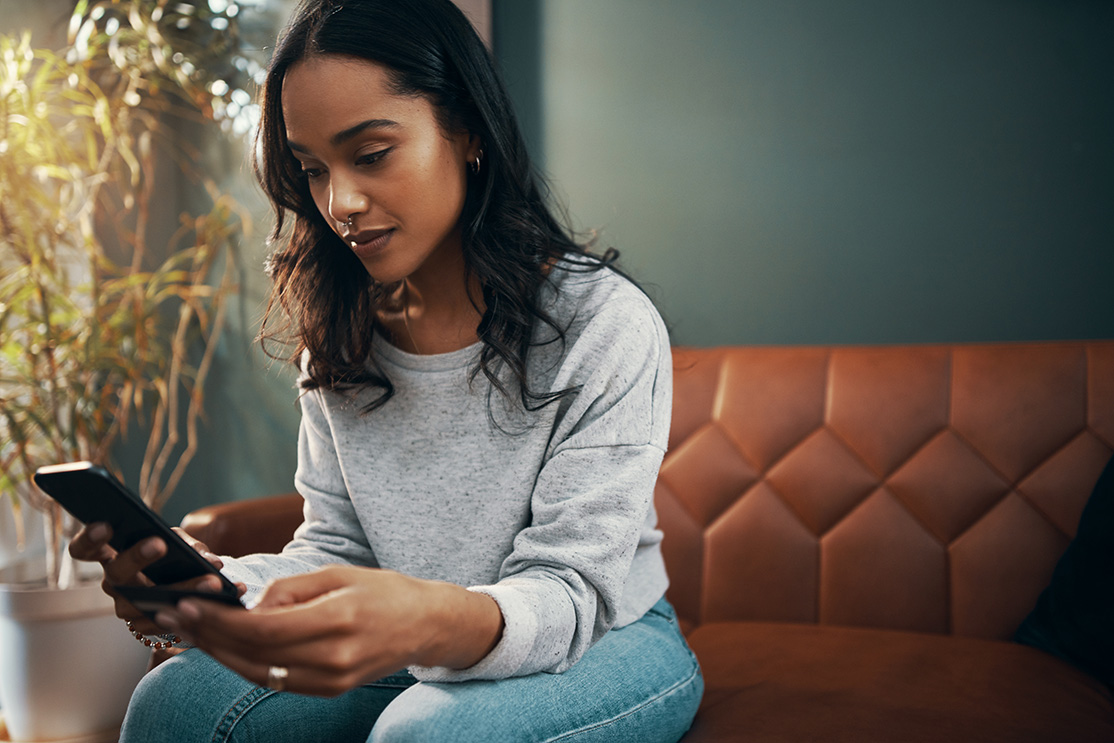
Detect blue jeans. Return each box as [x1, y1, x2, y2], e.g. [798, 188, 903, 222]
[119, 598, 703, 742]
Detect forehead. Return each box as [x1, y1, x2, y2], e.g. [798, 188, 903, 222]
[280, 55, 435, 146]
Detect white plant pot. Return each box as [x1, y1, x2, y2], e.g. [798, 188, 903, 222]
[0, 577, 150, 742]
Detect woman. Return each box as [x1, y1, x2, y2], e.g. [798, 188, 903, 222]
[69, 1, 703, 740]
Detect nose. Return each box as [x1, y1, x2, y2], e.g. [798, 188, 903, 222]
[326, 171, 368, 226]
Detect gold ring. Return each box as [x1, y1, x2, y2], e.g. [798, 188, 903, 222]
[266, 665, 289, 692]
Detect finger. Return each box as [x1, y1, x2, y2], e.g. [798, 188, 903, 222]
[66, 527, 154, 636]
[254, 567, 356, 610]
[164, 586, 344, 652]
[170, 569, 358, 648]
[175, 598, 352, 667]
[118, 571, 230, 637]
[122, 613, 162, 636]
[102, 537, 167, 586]
[109, 593, 161, 635]
[201, 642, 382, 698]
[201, 626, 391, 680]
[172, 526, 208, 551]
[172, 527, 224, 569]
[68, 523, 116, 564]
[169, 572, 228, 594]
[102, 579, 160, 632]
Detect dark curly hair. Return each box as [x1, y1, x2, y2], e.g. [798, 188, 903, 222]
[255, 0, 618, 413]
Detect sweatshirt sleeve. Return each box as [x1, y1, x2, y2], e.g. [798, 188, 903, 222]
[410, 288, 672, 681]
[218, 386, 379, 603]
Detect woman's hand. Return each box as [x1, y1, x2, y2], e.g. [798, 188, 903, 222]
[154, 565, 504, 697]
[68, 522, 233, 635]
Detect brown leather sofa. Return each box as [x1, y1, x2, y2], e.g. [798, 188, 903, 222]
[182, 341, 1114, 742]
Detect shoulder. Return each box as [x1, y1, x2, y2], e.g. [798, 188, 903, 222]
[530, 257, 673, 448]
[531, 257, 671, 393]
[542, 258, 667, 349]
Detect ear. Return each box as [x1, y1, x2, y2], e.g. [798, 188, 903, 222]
[464, 132, 483, 165]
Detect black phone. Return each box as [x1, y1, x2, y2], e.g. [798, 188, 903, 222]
[32, 461, 239, 598]
[114, 584, 245, 620]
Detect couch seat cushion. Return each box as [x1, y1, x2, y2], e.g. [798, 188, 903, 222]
[682, 622, 1114, 742]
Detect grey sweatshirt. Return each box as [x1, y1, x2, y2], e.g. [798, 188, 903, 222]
[219, 261, 672, 681]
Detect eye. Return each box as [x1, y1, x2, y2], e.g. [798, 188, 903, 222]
[356, 147, 392, 167]
[299, 164, 325, 180]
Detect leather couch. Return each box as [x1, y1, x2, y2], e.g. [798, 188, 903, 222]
[182, 341, 1114, 742]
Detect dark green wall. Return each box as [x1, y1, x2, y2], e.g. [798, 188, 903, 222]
[495, 0, 1114, 346]
[7, 1, 1113, 522]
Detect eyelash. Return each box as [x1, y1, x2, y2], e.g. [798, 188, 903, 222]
[298, 148, 393, 180]
[357, 148, 392, 167]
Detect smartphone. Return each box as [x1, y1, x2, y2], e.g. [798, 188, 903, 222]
[114, 585, 245, 621]
[32, 461, 240, 598]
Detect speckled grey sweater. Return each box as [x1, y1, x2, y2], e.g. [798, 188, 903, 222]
[219, 261, 672, 681]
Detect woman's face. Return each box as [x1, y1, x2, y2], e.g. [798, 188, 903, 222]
[281, 54, 478, 284]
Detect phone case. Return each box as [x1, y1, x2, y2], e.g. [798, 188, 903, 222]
[33, 461, 238, 594]
[114, 584, 245, 621]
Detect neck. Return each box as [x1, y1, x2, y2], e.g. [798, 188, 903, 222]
[380, 251, 484, 355]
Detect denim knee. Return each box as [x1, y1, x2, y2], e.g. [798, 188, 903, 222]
[368, 685, 465, 743]
[122, 650, 280, 743]
[119, 659, 171, 741]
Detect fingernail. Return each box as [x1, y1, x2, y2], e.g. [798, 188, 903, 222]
[178, 600, 201, 621]
[140, 540, 162, 559]
[88, 523, 109, 541]
[155, 612, 180, 632]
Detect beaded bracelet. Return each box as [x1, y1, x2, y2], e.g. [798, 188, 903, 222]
[125, 620, 182, 650]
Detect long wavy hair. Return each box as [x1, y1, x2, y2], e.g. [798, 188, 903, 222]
[255, 0, 616, 413]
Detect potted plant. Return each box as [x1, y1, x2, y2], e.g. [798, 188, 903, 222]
[0, 1, 258, 739]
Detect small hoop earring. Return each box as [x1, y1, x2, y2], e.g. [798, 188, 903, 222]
[470, 150, 484, 174]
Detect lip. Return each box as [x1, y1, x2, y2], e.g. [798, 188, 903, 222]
[344, 228, 394, 259]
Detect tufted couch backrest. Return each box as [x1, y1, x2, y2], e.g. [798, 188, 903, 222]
[656, 341, 1114, 640]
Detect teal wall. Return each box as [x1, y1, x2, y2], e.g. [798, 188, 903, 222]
[494, 0, 1114, 347]
[6, 1, 1113, 522]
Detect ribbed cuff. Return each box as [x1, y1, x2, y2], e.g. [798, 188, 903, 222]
[408, 584, 535, 682]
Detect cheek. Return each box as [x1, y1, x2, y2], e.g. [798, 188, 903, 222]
[406, 143, 467, 224]
[425, 155, 468, 223]
[308, 185, 333, 227]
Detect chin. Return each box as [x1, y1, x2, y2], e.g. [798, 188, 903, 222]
[359, 259, 409, 286]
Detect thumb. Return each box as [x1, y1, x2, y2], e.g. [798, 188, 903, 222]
[253, 565, 356, 610]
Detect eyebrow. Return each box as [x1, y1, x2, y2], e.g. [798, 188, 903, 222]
[287, 118, 401, 154]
